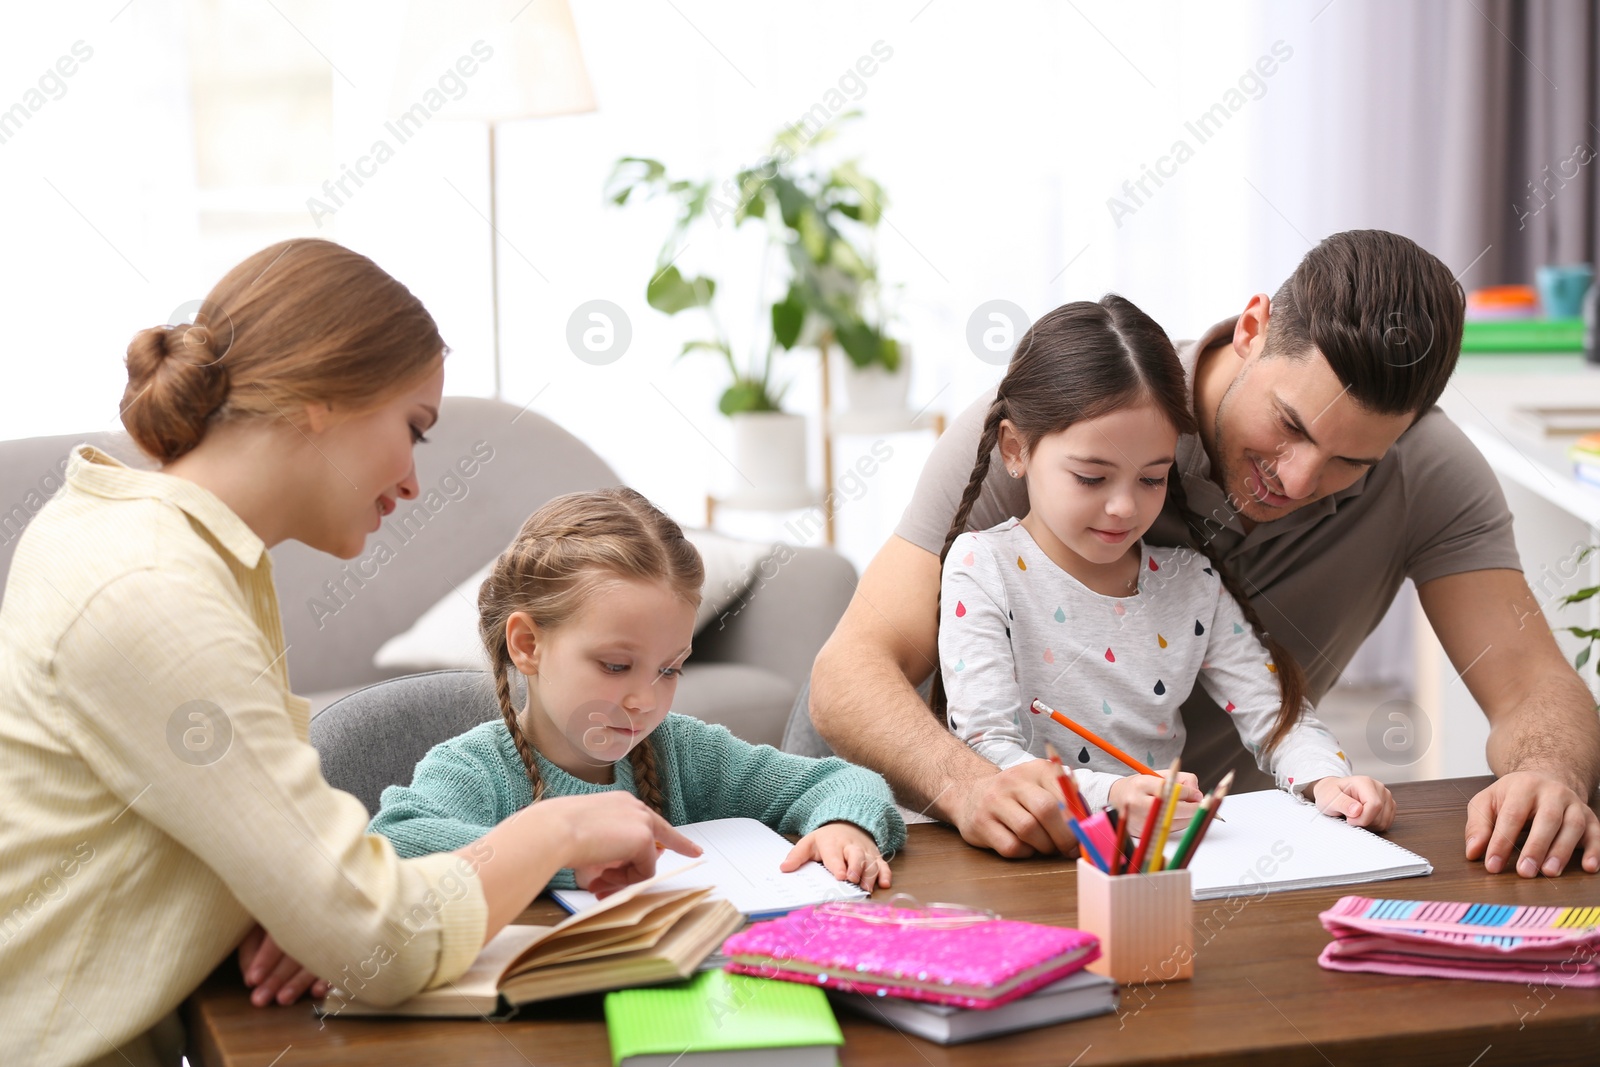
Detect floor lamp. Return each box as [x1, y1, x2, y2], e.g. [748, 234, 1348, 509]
[392, 0, 596, 398]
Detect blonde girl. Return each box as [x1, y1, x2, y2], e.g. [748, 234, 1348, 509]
[370, 488, 906, 893]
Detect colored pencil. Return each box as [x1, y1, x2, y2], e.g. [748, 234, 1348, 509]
[1032, 698, 1159, 776]
[1174, 771, 1234, 871]
[1167, 770, 1232, 870]
[1126, 758, 1177, 874]
[1044, 743, 1090, 820]
[1147, 759, 1185, 873]
[1111, 806, 1131, 875]
[1068, 819, 1109, 872]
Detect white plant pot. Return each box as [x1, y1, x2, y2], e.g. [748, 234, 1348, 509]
[840, 345, 912, 413]
[729, 411, 812, 507]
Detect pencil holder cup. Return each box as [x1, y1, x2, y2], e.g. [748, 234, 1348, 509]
[1076, 859, 1193, 984]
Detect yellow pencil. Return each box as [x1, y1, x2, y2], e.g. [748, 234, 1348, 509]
[1147, 758, 1184, 873]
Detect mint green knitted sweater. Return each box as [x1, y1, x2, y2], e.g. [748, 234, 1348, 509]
[368, 713, 906, 889]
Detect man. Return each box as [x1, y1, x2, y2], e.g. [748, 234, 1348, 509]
[800, 229, 1600, 878]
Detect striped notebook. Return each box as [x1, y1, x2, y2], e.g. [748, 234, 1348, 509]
[1318, 896, 1600, 986]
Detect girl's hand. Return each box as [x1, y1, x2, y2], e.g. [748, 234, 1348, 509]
[237, 924, 329, 1007]
[781, 822, 891, 892]
[1311, 776, 1395, 830]
[1109, 771, 1203, 828]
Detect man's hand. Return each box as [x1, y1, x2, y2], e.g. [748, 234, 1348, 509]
[951, 759, 1081, 858]
[1464, 771, 1600, 877]
[1419, 571, 1600, 878]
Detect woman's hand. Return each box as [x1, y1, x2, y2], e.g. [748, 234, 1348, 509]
[1109, 771, 1202, 828]
[781, 821, 891, 892]
[541, 792, 703, 898]
[1311, 776, 1395, 830]
[237, 924, 328, 1007]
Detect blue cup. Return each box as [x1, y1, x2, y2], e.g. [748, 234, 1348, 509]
[1537, 263, 1594, 318]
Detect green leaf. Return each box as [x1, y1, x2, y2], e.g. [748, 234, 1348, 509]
[1561, 585, 1600, 606]
[835, 321, 881, 368]
[1578, 645, 1592, 670]
[647, 266, 716, 315]
[879, 336, 902, 373]
[678, 339, 730, 360]
[719, 379, 782, 416]
[796, 208, 828, 261]
[604, 157, 666, 205]
[771, 286, 806, 350]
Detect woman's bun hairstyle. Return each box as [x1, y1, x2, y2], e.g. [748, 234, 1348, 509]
[119, 239, 446, 464]
[121, 322, 231, 464]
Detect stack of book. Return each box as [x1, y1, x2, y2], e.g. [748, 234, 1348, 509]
[1570, 432, 1600, 488]
[718, 900, 1116, 1045]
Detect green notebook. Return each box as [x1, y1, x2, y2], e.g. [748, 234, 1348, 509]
[605, 970, 844, 1067]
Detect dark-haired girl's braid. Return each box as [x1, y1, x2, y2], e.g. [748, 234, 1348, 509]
[628, 740, 664, 813]
[929, 395, 1009, 722]
[1164, 474, 1309, 753]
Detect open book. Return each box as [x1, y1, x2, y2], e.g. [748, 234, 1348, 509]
[320, 862, 743, 1019]
[554, 818, 868, 920]
[1176, 789, 1432, 901]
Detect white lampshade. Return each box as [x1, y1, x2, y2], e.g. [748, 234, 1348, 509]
[390, 0, 596, 122]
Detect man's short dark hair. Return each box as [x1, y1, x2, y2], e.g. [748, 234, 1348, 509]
[1263, 229, 1465, 417]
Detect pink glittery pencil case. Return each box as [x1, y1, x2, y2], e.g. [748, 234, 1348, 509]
[722, 900, 1101, 1010]
[1317, 896, 1600, 987]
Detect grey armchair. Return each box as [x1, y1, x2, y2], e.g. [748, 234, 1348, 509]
[0, 396, 857, 747]
[309, 670, 501, 815]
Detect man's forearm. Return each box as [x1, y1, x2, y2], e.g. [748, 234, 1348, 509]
[810, 651, 997, 822]
[1486, 669, 1600, 800]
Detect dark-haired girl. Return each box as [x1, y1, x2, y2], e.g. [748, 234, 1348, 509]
[935, 295, 1393, 831]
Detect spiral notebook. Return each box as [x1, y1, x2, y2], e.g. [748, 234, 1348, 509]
[1175, 789, 1432, 901]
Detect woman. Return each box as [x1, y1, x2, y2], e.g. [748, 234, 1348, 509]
[0, 239, 697, 1067]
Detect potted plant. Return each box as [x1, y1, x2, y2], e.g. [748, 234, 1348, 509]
[608, 114, 904, 496]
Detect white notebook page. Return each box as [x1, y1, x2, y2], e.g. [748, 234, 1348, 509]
[552, 817, 867, 917]
[1176, 789, 1432, 901]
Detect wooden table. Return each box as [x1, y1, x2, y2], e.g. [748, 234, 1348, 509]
[184, 777, 1600, 1065]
